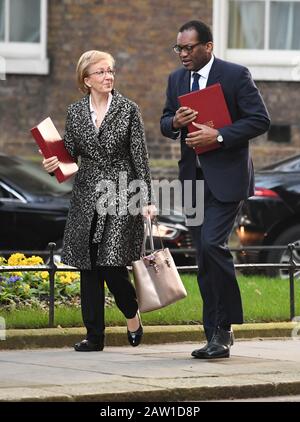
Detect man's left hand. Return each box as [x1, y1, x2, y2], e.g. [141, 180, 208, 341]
[185, 122, 219, 149]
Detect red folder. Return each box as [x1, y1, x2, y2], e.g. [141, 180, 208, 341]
[178, 83, 232, 155]
[30, 117, 78, 183]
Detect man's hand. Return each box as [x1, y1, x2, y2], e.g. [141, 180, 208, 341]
[172, 107, 198, 130]
[185, 122, 219, 149]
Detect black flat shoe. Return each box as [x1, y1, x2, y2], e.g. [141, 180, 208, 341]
[74, 339, 104, 352]
[127, 324, 143, 347]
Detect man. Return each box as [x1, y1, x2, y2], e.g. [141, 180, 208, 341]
[160, 20, 270, 359]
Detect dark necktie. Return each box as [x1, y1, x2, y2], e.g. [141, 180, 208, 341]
[191, 72, 200, 91]
[191, 73, 202, 168]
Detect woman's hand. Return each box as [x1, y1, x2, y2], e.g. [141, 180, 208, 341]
[142, 204, 157, 220]
[39, 150, 60, 173]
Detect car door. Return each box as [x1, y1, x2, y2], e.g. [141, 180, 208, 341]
[0, 180, 26, 250]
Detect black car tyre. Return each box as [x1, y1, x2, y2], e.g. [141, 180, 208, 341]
[267, 225, 300, 279]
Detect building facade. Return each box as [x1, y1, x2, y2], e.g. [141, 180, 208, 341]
[0, 0, 300, 169]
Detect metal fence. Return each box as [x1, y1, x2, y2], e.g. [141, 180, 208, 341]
[0, 242, 299, 327]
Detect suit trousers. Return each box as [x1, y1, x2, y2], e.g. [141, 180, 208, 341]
[80, 213, 138, 344]
[189, 169, 244, 342]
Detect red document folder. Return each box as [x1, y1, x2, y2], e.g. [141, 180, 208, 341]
[178, 83, 232, 155]
[30, 117, 78, 183]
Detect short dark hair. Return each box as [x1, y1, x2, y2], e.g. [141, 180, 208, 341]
[179, 20, 213, 43]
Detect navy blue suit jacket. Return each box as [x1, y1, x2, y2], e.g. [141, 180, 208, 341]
[160, 58, 271, 202]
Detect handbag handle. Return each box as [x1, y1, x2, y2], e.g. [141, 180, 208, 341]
[141, 216, 165, 257]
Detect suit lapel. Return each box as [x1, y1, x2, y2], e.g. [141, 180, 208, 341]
[206, 58, 222, 87]
[77, 95, 98, 141]
[178, 70, 191, 96]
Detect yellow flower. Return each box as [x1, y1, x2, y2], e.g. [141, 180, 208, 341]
[25, 256, 44, 266]
[55, 270, 79, 285]
[41, 272, 49, 280]
[7, 253, 44, 267]
[8, 253, 26, 266]
[57, 272, 73, 284]
[71, 272, 80, 281]
[22, 284, 30, 293]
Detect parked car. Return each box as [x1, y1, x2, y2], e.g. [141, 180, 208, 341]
[0, 154, 195, 265]
[236, 154, 300, 278]
[0, 154, 73, 256]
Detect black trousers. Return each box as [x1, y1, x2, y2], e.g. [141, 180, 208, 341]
[80, 215, 138, 344]
[189, 169, 243, 342]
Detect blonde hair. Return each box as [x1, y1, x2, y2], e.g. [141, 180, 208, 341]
[76, 50, 115, 94]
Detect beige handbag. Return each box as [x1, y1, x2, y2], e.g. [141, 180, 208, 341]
[132, 217, 187, 313]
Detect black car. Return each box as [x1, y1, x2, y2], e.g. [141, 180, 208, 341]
[236, 154, 300, 278]
[0, 154, 195, 264]
[0, 154, 72, 252]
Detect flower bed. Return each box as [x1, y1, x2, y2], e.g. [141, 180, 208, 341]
[0, 253, 81, 310]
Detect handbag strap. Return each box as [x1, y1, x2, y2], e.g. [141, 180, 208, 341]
[141, 216, 165, 257]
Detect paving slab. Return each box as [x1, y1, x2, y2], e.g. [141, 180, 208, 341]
[0, 339, 300, 402]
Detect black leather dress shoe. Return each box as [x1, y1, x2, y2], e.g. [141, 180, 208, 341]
[191, 343, 209, 358]
[192, 328, 232, 359]
[127, 324, 143, 347]
[74, 339, 104, 352]
[191, 330, 234, 358]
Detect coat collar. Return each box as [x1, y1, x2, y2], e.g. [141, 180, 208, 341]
[76, 90, 124, 138]
[99, 90, 124, 133]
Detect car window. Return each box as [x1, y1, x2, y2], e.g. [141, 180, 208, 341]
[278, 160, 300, 172]
[0, 184, 13, 199]
[0, 156, 73, 196]
[262, 156, 300, 172]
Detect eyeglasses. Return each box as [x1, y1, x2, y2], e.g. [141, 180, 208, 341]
[173, 42, 202, 54]
[88, 69, 116, 78]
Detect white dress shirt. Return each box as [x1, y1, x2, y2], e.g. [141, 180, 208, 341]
[190, 55, 215, 168]
[89, 93, 113, 131]
[190, 54, 214, 91]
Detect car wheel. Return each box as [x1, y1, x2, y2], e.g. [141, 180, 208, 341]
[267, 226, 300, 279]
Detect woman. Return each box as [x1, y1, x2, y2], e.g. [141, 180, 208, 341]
[42, 50, 156, 352]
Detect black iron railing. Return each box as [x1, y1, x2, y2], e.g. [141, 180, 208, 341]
[173, 244, 300, 322]
[0, 243, 299, 327]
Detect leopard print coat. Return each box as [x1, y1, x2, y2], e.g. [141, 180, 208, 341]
[61, 90, 152, 269]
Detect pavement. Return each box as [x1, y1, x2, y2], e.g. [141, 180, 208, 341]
[0, 322, 300, 402]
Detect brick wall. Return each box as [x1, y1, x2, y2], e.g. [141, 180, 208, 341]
[252, 81, 300, 168]
[0, 0, 299, 169]
[0, 0, 211, 158]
